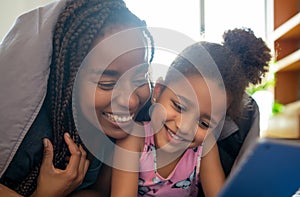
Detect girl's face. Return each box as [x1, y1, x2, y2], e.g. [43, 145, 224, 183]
[77, 27, 151, 140]
[151, 74, 226, 153]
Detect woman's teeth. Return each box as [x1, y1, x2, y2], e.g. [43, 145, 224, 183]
[105, 113, 134, 122]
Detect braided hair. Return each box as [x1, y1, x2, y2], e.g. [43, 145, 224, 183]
[165, 28, 271, 121]
[15, 0, 154, 195]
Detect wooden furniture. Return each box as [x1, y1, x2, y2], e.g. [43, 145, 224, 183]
[272, 0, 300, 105]
[264, 0, 300, 139]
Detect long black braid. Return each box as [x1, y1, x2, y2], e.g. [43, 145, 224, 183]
[15, 0, 154, 196]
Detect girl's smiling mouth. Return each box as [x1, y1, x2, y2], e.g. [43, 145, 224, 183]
[164, 124, 192, 143]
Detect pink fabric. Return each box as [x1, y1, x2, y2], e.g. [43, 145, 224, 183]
[138, 123, 202, 197]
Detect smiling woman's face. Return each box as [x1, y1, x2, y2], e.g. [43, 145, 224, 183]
[76, 27, 151, 140]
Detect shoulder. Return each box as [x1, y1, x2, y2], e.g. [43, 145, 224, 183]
[116, 129, 145, 153]
[219, 94, 258, 140]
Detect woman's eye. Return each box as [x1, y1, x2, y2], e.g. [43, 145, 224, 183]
[198, 120, 210, 129]
[97, 81, 116, 90]
[172, 101, 185, 112]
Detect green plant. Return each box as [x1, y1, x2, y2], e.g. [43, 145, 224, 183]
[246, 73, 284, 116]
[246, 80, 275, 95]
[272, 100, 285, 115]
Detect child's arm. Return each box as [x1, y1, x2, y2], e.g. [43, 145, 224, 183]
[69, 161, 112, 197]
[199, 142, 225, 197]
[111, 135, 143, 197]
[0, 184, 22, 197]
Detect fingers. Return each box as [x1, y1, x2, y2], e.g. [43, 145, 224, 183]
[78, 145, 90, 181]
[41, 138, 54, 170]
[36, 134, 89, 197]
[64, 133, 81, 172]
[64, 133, 89, 181]
[78, 145, 89, 173]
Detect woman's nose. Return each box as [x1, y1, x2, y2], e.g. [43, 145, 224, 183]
[120, 91, 139, 110]
[113, 82, 140, 111]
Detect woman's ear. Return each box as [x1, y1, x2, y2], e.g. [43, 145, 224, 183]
[152, 77, 164, 103]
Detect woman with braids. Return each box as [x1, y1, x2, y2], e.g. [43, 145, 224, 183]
[0, 0, 154, 196]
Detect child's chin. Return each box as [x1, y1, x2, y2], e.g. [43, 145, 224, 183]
[160, 142, 189, 153]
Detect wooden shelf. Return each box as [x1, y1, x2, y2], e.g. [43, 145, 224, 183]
[274, 0, 299, 29]
[275, 71, 300, 105]
[268, 0, 300, 139]
[274, 49, 300, 72]
[272, 12, 300, 41]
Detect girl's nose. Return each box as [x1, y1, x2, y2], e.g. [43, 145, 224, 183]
[176, 114, 198, 138]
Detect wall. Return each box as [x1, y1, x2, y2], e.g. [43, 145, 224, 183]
[0, 0, 54, 41]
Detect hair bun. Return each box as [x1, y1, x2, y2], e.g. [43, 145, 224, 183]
[222, 28, 271, 85]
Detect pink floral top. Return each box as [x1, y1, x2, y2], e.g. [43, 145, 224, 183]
[138, 123, 202, 197]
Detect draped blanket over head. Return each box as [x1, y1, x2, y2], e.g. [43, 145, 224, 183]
[0, 0, 67, 177]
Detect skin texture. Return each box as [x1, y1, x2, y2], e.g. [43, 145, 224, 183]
[63, 27, 151, 196]
[151, 76, 225, 152]
[77, 28, 150, 139]
[111, 74, 226, 197]
[67, 28, 151, 197]
[0, 134, 89, 197]
[0, 184, 22, 197]
[31, 133, 90, 197]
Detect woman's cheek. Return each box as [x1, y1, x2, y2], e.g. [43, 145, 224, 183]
[94, 91, 112, 110]
[136, 84, 151, 106]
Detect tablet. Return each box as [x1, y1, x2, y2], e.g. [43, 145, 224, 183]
[217, 138, 300, 197]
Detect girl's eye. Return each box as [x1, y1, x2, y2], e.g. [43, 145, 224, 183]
[97, 81, 116, 90]
[172, 100, 186, 112]
[198, 120, 210, 129]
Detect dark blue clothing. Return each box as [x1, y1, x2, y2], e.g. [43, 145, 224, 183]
[0, 100, 102, 192]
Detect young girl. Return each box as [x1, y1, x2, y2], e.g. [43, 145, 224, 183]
[111, 28, 271, 197]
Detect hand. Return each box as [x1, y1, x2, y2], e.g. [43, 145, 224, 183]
[0, 184, 22, 197]
[31, 133, 90, 197]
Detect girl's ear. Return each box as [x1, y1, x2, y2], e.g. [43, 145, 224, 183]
[152, 77, 164, 103]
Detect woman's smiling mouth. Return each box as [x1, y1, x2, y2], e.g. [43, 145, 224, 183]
[103, 112, 134, 123]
